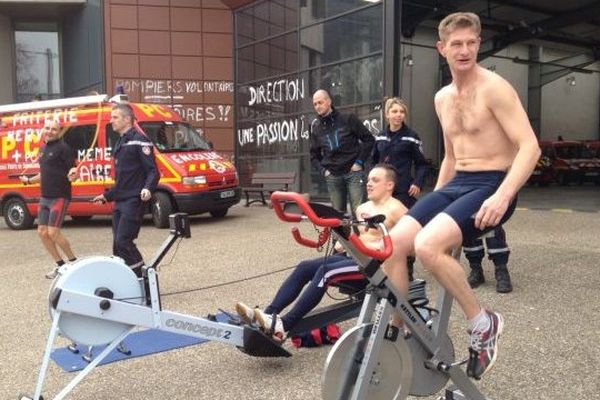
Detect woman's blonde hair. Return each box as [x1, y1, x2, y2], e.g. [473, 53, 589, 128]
[384, 97, 408, 118]
[438, 12, 481, 42]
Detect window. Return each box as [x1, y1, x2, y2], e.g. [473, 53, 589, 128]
[307, 56, 382, 108]
[234, 0, 383, 197]
[301, 0, 381, 25]
[236, 1, 298, 46]
[106, 122, 212, 153]
[237, 32, 298, 84]
[141, 121, 211, 152]
[300, 6, 382, 67]
[63, 125, 97, 160]
[15, 23, 61, 102]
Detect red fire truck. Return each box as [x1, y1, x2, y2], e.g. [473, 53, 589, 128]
[0, 94, 240, 229]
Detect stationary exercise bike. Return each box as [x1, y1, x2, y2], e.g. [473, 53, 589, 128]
[20, 213, 290, 400]
[271, 191, 492, 400]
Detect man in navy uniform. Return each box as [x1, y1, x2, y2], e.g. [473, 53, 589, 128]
[93, 103, 159, 277]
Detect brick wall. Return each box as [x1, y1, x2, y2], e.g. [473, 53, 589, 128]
[104, 0, 234, 156]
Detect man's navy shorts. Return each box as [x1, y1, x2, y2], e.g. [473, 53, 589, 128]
[406, 171, 517, 242]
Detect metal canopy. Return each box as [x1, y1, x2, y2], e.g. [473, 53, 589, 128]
[402, 0, 600, 60]
[0, 1, 85, 19]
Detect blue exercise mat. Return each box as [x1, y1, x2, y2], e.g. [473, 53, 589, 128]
[51, 313, 229, 372]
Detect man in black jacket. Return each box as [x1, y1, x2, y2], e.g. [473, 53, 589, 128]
[310, 89, 374, 217]
[93, 103, 159, 277]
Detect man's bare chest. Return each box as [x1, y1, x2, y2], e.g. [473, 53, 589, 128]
[442, 93, 489, 135]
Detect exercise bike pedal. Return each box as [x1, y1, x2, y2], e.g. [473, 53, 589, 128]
[384, 324, 399, 342]
[384, 324, 410, 342]
[450, 357, 469, 367]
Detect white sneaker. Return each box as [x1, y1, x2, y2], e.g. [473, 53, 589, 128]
[254, 308, 286, 342]
[235, 302, 256, 324]
[45, 266, 59, 280]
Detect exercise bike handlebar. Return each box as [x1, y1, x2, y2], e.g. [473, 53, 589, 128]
[351, 232, 393, 260]
[291, 226, 331, 248]
[270, 191, 393, 260]
[271, 191, 342, 227]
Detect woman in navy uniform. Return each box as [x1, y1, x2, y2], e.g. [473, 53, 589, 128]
[372, 97, 429, 209]
[372, 97, 429, 281]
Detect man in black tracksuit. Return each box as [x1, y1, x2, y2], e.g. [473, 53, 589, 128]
[310, 89, 374, 217]
[93, 104, 159, 277]
[20, 120, 78, 279]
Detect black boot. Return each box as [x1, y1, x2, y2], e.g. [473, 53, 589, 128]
[494, 264, 513, 293]
[467, 264, 485, 288]
[407, 256, 415, 282]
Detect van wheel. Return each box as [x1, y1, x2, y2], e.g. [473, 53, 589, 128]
[3, 198, 34, 230]
[151, 192, 173, 229]
[210, 208, 228, 218]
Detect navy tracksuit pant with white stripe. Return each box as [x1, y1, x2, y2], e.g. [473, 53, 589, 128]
[463, 225, 509, 267]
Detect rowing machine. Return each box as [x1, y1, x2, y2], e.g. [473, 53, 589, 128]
[20, 213, 289, 400]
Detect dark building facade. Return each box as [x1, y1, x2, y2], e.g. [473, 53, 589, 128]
[233, 0, 385, 196]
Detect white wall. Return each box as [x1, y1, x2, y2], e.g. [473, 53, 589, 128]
[540, 48, 599, 141]
[0, 14, 14, 104]
[399, 28, 441, 162]
[479, 45, 530, 108]
[401, 28, 600, 165]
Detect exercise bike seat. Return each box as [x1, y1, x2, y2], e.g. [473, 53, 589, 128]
[327, 274, 428, 304]
[326, 272, 367, 297]
[283, 201, 347, 219]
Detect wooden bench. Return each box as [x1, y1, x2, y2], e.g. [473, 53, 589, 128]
[242, 172, 296, 207]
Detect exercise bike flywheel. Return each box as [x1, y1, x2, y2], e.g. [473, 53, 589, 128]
[48, 256, 144, 346]
[321, 323, 413, 400]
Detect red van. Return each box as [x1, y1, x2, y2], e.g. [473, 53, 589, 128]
[539, 140, 600, 185]
[528, 154, 554, 186]
[0, 94, 240, 229]
[583, 140, 600, 158]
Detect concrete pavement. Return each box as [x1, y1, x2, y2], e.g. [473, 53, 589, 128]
[1, 186, 599, 400]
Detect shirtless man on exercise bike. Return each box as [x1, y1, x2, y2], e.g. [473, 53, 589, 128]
[236, 164, 406, 341]
[383, 12, 540, 380]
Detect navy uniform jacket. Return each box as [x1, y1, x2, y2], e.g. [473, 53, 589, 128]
[372, 124, 429, 196]
[105, 127, 159, 202]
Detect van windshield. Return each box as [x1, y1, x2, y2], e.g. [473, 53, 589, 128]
[139, 121, 212, 153]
